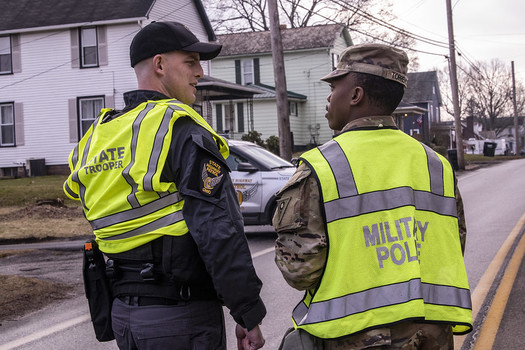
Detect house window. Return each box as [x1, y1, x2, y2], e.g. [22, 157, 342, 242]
[216, 104, 223, 132]
[289, 101, 298, 116]
[224, 103, 235, 132]
[0, 36, 12, 74]
[242, 59, 254, 85]
[78, 96, 104, 137]
[237, 103, 244, 132]
[0, 103, 15, 146]
[216, 103, 246, 134]
[80, 27, 98, 67]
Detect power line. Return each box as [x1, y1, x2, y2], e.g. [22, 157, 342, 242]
[294, 1, 488, 76]
[330, 0, 450, 49]
[292, 1, 448, 58]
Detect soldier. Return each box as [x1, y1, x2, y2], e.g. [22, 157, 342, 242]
[273, 43, 471, 349]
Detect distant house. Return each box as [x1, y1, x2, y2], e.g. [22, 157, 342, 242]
[0, 0, 230, 177]
[212, 24, 353, 150]
[400, 71, 442, 143]
[479, 116, 524, 155]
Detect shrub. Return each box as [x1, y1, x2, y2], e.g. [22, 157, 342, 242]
[265, 136, 280, 155]
[241, 131, 265, 147]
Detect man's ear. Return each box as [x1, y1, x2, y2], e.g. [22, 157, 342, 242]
[152, 54, 164, 75]
[350, 86, 365, 106]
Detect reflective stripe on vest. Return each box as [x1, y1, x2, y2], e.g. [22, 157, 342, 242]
[317, 139, 455, 222]
[71, 116, 101, 210]
[296, 128, 472, 338]
[122, 102, 157, 208]
[90, 191, 182, 230]
[293, 279, 471, 326]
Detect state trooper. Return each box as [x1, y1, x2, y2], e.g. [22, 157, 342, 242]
[64, 21, 266, 350]
[273, 43, 472, 349]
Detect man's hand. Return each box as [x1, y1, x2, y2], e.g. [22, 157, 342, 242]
[235, 324, 265, 350]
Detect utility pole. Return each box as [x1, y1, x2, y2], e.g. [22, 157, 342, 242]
[268, 0, 292, 160]
[445, 0, 465, 170]
[511, 61, 520, 155]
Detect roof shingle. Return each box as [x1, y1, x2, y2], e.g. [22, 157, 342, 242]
[402, 71, 442, 104]
[0, 0, 154, 32]
[216, 24, 347, 57]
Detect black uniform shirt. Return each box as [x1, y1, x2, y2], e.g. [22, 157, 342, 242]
[120, 90, 266, 330]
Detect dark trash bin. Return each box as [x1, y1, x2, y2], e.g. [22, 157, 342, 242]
[447, 149, 458, 171]
[483, 142, 497, 157]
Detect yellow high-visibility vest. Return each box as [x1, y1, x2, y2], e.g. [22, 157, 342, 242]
[295, 127, 472, 339]
[64, 99, 228, 254]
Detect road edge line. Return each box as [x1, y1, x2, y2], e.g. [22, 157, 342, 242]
[454, 212, 525, 350]
[0, 314, 90, 350]
[252, 246, 275, 259]
[472, 221, 525, 349]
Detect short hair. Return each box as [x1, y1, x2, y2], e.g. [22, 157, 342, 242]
[351, 72, 404, 114]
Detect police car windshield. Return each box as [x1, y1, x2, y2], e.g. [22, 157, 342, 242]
[236, 144, 293, 169]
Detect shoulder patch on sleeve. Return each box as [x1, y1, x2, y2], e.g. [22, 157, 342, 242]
[200, 159, 224, 195]
[188, 133, 230, 197]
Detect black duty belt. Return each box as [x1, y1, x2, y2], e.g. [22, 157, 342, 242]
[117, 295, 180, 306]
[107, 260, 217, 302]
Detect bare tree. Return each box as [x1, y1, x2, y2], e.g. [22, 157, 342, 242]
[438, 59, 525, 140]
[331, 1, 419, 70]
[438, 62, 472, 120]
[204, 0, 270, 32]
[203, 0, 418, 67]
[466, 59, 512, 133]
[204, 0, 343, 32]
[278, 0, 326, 28]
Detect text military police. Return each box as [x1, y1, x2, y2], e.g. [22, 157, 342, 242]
[273, 44, 472, 349]
[64, 22, 266, 350]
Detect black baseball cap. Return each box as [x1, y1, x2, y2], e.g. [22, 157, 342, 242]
[130, 21, 222, 67]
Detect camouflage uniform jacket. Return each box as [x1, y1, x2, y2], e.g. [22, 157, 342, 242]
[273, 116, 466, 348]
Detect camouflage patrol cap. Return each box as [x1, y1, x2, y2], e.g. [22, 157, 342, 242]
[321, 43, 409, 87]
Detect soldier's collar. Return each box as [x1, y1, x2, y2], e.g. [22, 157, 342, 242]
[341, 116, 397, 132]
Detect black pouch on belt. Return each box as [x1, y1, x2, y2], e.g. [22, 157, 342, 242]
[83, 239, 115, 342]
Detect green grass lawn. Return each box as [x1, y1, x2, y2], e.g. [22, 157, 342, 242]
[464, 154, 523, 163]
[0, 175, 79, 207]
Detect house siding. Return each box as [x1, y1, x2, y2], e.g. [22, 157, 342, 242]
[0, 24, 138, 168]
[147, 0, 212, 75]
[0, 0, 216, 170]
[211, 39, 349, 149]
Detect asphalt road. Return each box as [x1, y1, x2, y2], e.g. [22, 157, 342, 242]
[0, 226, 300, 350]
[1, 159, 525, 350]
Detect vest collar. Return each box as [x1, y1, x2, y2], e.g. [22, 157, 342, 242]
[123, 90, 170, 109]
[341, 115, 397, 132]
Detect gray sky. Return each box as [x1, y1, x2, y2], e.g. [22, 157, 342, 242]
[390, 0, 525, 81]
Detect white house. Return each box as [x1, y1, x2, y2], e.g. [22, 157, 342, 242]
[0, 0, 220, 177]
[211, 24, 353, 150]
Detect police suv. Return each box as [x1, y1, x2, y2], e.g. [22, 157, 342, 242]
[225, 140, 296, 225]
